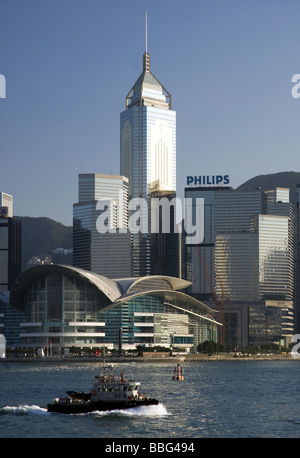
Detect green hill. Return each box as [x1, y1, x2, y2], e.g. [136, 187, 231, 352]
[16, 216, 73, 270]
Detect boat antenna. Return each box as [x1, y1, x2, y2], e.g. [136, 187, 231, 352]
[102, 346, 106, 368]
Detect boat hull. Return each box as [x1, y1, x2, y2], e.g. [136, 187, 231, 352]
[47, 398, 159, 414]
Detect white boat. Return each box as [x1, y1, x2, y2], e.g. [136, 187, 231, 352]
[47, 364, 158, 414]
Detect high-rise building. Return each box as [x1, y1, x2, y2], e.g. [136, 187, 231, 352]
[215, 188, 294, 347]
[73, 174, 132, 278]
[214, 189, 294, 301]
[184, 185, 295, 347]
[0, 193, 21, 291]
[184, 186, 233, 301]
[295, 186, 300, 333]
[77, 174, 129, 229]
[120, 50, 176, 276]
[0, 192, 13, 218]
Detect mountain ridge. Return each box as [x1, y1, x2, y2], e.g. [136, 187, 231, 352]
[237, 170, 300, 205]
[15, 216, 72, 269]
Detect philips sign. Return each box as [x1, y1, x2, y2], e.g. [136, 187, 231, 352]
[187, 175, 230, 187]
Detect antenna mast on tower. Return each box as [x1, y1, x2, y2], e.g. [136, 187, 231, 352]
[145, 11, 147, 53]
[143, 11, 150, 72]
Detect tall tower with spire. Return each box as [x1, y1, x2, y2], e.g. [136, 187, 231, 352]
[120, 33, 177, 276]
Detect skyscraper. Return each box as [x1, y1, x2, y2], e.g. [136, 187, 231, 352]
[73, 174, 132, 278]
[0, 192, 21, 291]
[0, 193, 13, 218]
[184, 185, 294, 347]
[214, 188, 294, 346]
[120, 49, 176, 275]
[214, 188, 294, 303]
[77, 174, 129, 229]
[184, 186, 233, 301]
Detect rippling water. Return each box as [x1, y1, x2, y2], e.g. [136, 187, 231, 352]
[1, 359, 300, 438]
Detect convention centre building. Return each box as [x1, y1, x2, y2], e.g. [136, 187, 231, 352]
[9, 264, 221, 354]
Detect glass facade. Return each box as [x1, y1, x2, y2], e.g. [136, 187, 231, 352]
[0, 217, 21, 291]
[214, 213, 293, 303]
[249, 301, 294, 346]
[99, 296, 208, 349]
[73, 202, 93, 270]
[214, 190, 263, 232]
[9, 266, 220, 353]
[120, 52, 176, 276]
[0, 192, 13, 218]
[18, 272, 110, 349]
[185, 188, 220, 300]
[295, 186, 300, 333]
[184, 186, 295, 347]
[215, 231, 259, 302]
[73, 174, 132, 278]
[78, 174, 129, 229]
[255, 215, 293, 301]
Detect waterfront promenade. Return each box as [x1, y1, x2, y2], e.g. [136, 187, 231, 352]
[0, 352, 296, 363]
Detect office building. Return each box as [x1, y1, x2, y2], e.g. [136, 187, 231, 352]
[184, 186, 294, 347]
[120, 51, 176, 276]
[0, 193, 22, 349]
[185, 186, 233, 301]
[0, 192, 21, 292]
[216, 188, 294, 346]
[0, 334, 5, 358]
[77, 174, 129, 229]
[73, 174, 132, 278]
[214, 189, 293, 296]
[295, 186, 300, 333]
[0, 192, 13, 218]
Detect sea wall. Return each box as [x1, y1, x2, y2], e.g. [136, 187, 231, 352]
[0, 353, 297, 363]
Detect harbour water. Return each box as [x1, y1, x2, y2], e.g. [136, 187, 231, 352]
[0, 359, 300, 439]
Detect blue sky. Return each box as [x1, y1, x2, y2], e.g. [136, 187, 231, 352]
[1, 0, 300, 226]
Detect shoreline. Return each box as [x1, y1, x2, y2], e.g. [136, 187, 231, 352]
[0, 353, 297, 363]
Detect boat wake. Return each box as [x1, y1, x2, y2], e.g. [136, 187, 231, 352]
[0, 403, 170, 418]
[91, 403, 170, 417]
[0, 405, 48, 415]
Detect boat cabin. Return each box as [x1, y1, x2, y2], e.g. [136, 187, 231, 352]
[90, 366, 142, 402]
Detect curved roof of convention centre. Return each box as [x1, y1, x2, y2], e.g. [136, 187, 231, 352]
[9, 264, 220, 324]
[109, 289, 220, 324]
[10, 264, 192, 305]
[9, 264, 122, 306]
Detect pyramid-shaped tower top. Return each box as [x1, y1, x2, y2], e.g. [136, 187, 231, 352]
[143, 51, 150, 72]
[126, 51, 171, 110]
